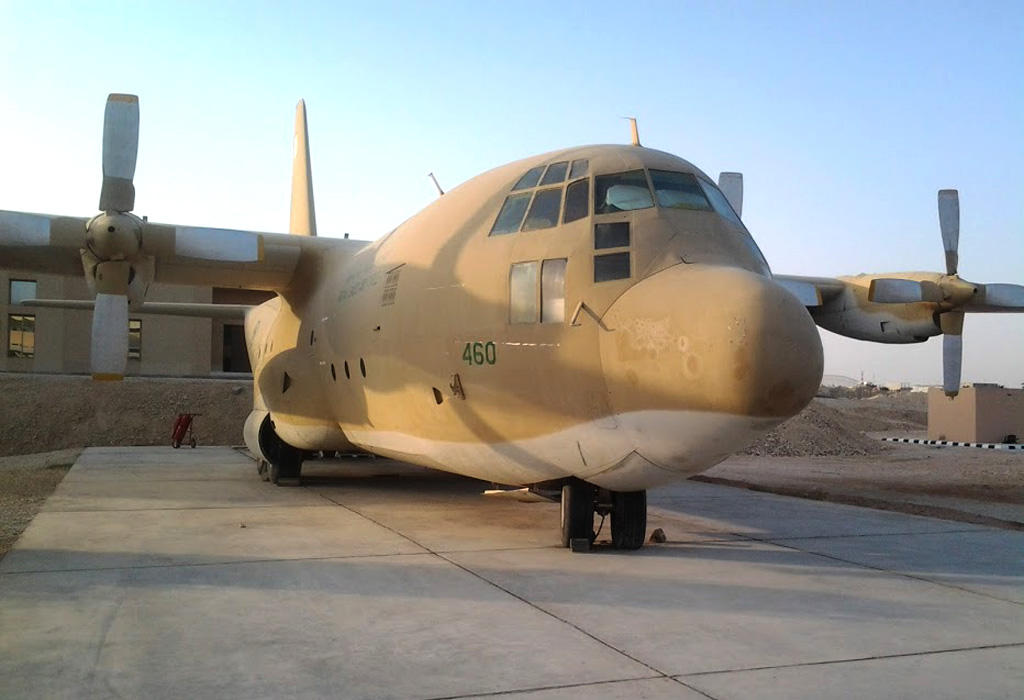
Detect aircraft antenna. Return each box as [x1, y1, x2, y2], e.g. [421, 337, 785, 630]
[622, 117, 641, 146]
[428, 172, 445, 197]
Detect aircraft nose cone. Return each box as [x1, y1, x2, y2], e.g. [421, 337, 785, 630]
[599, 265, 823, 419]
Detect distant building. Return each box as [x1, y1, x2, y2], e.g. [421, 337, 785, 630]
[821, 374, 860, 388]
[1, 270, 270, 376]
[928, 385, 1024, 444]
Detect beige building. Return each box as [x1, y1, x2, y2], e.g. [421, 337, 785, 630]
[1, 269, 268, 376]
[928, 385, 1024, 444]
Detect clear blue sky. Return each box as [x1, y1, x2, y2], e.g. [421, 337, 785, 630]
[1, 1, 1021, 386]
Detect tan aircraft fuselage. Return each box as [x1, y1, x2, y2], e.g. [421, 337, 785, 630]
[244, 145, 823, 490]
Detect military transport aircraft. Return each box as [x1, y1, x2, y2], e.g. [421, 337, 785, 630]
[2, 94, 1022, 550]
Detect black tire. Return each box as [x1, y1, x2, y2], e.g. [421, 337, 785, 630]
[257, 459, 270, 482]
[560, 481, 596, 548]
[172, 440, 181, 449]
[610, 490, 647, 550]
[269, 450, 303, 485]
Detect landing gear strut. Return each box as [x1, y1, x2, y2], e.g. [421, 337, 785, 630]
[560, 480, 647, 551]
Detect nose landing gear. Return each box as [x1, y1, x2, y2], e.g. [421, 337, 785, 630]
[559, 480, 647, 551]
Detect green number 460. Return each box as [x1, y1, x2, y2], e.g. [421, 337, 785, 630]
[462, 341, 497, 366]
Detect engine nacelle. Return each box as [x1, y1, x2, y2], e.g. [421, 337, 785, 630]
[243, 410, 304, 469]
[810, 297, 941, 344]
[244, 409, 355, 467]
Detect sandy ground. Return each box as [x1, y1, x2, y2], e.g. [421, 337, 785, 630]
[702, 445, 1024, 529]
[1, 374, 1020, 559]
[0, 449, 80, 555]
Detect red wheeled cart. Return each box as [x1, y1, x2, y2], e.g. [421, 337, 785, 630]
[171, 413, 200, 448]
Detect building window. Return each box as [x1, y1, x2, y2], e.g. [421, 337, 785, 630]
[8, 314, 35, 358]
[509, 261, 539, 324]
[9, 280, 36, 306]
[128, 319, 142, 360]
[541, 259, 567, 324]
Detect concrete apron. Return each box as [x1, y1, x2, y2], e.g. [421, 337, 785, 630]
[0, 446, 1020, 700]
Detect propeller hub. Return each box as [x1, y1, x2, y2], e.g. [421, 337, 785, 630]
[87, 212, 141, 261]
[938, 276, 980, 310]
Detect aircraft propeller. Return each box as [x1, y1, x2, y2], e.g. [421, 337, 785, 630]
[867, 190, 1024, 396]
[0, 94, 265, 379]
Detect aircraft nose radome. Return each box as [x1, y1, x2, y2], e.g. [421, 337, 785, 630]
[599, 264, 823, 420]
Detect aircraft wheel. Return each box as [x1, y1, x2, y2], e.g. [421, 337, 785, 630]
[610, 490, 646, 550]
[256, 459, 270, 482]
[560, 481, 596, 548]
[269, 453, 302, 486]
[269, 461, 301, 485]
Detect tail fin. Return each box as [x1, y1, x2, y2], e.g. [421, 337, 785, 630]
[289, 100, 317, 236]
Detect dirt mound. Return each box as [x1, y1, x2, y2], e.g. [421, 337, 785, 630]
[0, 374, 252, 457]
[742, 399, 919, 457]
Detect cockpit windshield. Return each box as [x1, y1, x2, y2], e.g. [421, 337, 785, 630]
[695, 178, 744, 227]
[649, 170, 713, 212]
[594, 170, 654, 214]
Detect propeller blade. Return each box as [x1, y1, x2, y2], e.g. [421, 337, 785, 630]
[942, 334, 962, 397]
[0, 211, 88, 248]
[938, 189, 959, 275]
[172, 226, 264, 262]
[99, 94, 140, 212]
[982, 283, 1024, 308]
[718, 172, 743, 218]
[939, 310, 964, 397]
[91, 293, 129, 380]
[0, 211, 51, 246]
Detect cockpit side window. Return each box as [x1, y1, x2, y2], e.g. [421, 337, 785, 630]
[522, 188, 563, 232]
[649, 170, 713, 211]
[594, 170, 654, 214]
[562, 178, 589, 224]
[697, 178, 743, 227]
[539, 161, 569, 186]
[568, 159, 589, 179]
[512, 166, 545, 191]
[490, 193, 532, 235]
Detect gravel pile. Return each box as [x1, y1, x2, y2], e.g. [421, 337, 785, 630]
[744, 394, 927, 457]
[0, 449, 80, 555]
[0, 374, 252, 457]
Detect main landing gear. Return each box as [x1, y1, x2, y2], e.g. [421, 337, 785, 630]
[256, 443, 304, 486]
[256, 456, 302, 485]
[560, 479, 647, 551]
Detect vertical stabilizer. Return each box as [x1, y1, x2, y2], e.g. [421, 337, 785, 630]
[289, 100, 317, 236]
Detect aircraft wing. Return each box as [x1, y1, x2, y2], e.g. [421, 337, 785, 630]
[0, 212, 358, 291]
[21, 298, 253, 319]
